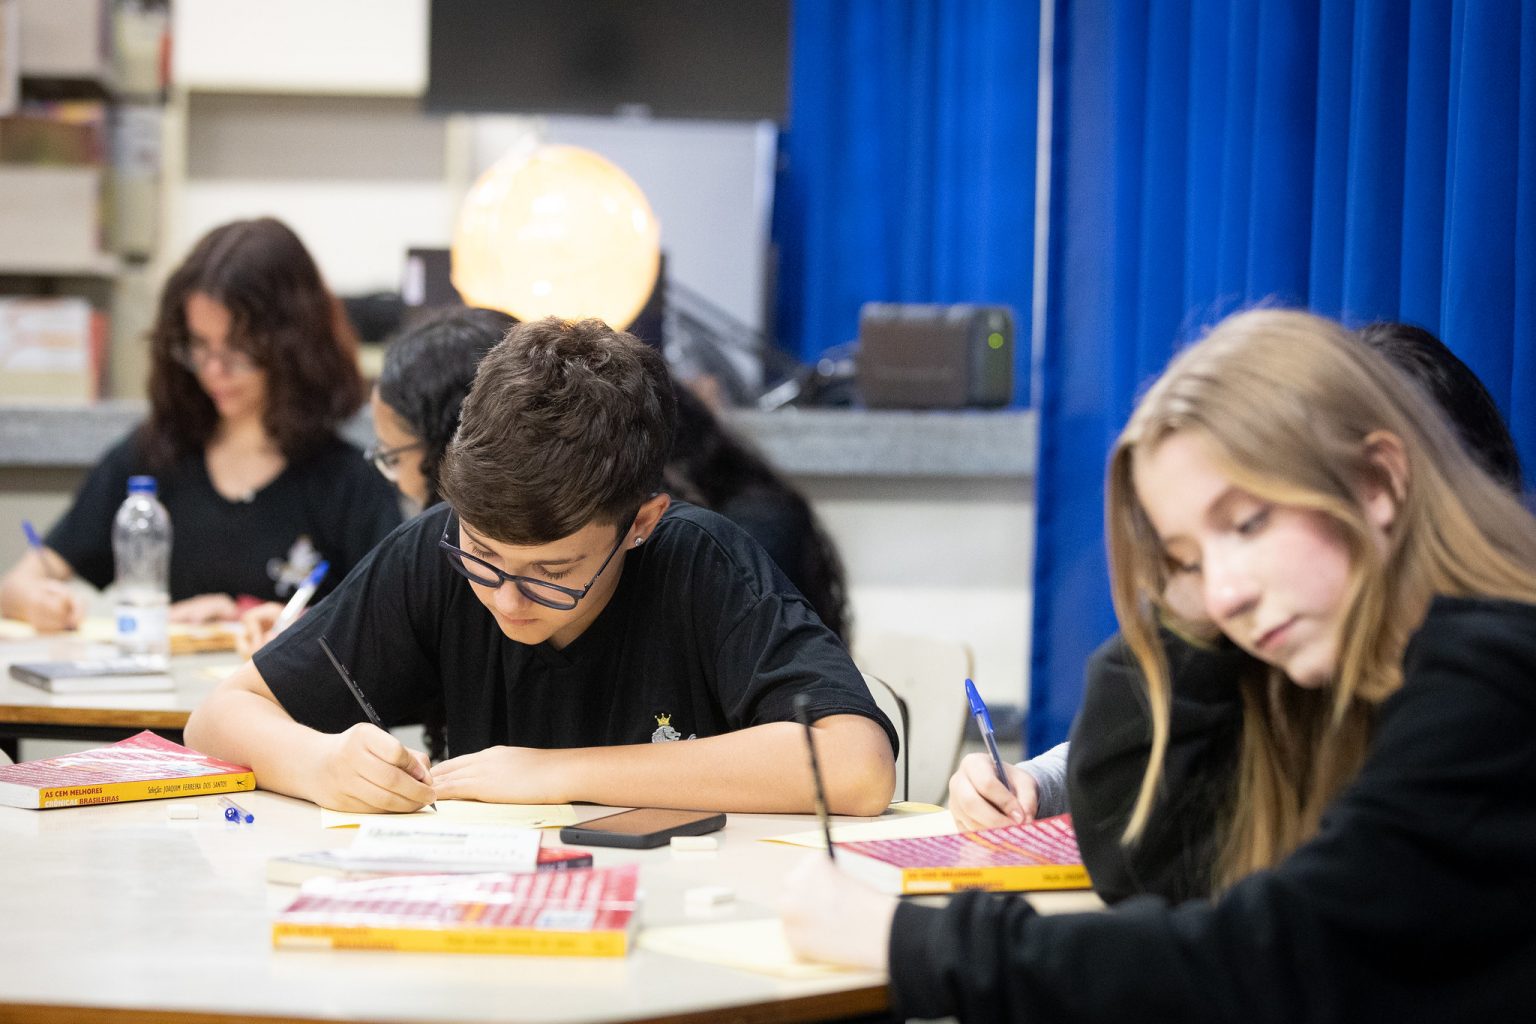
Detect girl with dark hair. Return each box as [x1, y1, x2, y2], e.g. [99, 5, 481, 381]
[665, 384, 850, 640]
[369, 306, 517, 511]
[0, 217, 401, 631]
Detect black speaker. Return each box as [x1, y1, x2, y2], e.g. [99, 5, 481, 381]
[856, 304, 1015, 409]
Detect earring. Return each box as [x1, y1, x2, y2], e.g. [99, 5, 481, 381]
[634, 536, 645, 547]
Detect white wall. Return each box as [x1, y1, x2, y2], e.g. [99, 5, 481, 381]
[801, 476, 1033, 712]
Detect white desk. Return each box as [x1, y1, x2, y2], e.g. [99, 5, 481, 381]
[0, 791, 899, 1023]
[0, 637, 238, 761]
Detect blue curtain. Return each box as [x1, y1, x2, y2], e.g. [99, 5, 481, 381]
[774, 0, 1039, 403]
[1031, 0, 1536, 751]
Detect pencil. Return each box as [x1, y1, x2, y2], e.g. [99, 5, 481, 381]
[318, 635, 437, 812]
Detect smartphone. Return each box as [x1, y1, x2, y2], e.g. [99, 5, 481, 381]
[558, 808, 727, 850]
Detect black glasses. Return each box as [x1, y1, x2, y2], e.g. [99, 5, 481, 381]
[170, 341, 260, 376]
[365, 440, 426, 480]
[438, 510, 634, 611]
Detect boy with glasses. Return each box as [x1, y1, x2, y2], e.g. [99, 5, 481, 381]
[187, 318, 897, 815]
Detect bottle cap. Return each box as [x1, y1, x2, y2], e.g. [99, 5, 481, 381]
[127, 475, 158, 496]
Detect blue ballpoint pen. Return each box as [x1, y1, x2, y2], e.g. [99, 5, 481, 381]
[219, 795, 254, 823]
[21, 519, 44, 554]
[964, 678, 1016, 796]
[273, 560, 329, 633]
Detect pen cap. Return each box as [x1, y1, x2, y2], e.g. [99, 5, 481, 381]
[963, 678, 992, 726]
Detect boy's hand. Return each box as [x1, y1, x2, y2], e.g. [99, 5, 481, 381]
[947, 753, 1038, 831]
[779, 854, 897, 970]
[314, 723, 436, 812]
[21, 580, 85, 633]
[431, 746, 570, 803]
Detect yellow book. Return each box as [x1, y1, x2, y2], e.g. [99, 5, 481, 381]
[0, 730, 254, 809]
[273, 863, 639, 957]
[835, 814, 1092, 895]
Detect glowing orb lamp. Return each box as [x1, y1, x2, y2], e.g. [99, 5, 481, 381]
[451, 144, 661, 330]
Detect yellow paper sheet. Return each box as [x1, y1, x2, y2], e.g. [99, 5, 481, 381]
[321, 799, 579, 830]
[639, 918, 869, 979]
[763, 808, 958, 849]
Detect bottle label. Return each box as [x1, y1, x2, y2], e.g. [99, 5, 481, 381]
[115, 602, 169, 653]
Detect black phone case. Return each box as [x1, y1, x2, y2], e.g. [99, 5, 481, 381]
[557, 811, 727, 849]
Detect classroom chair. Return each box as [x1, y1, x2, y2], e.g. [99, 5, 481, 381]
[853, 629, 974, 805]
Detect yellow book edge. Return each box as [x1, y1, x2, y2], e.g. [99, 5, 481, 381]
[272, 922, 629, 957]
[897, 863, 1091, 895]
[35, 772, 254, 809]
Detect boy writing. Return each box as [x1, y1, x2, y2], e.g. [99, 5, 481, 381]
[185, 318, 897, 814]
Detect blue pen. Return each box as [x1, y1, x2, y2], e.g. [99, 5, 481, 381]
[21, 519, 44, 553]
[273, 560, 329, 633]
[964, 678, 1016, 796]
[219, 795, 254, 823]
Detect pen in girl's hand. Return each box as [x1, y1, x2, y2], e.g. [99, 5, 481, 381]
[965, 678, 1016, 796]
[273, 560, 329, 633]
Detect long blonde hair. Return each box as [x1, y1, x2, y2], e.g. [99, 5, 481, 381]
[1106, 309, 1536, 887]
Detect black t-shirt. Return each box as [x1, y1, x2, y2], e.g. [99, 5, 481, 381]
[890, 597, 1536, 1022]
[1067, 628, 1248, 904]
[254, 501, 897, 758]
[46, 428, 402, 603]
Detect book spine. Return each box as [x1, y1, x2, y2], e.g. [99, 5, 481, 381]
[35, 772, 255, 808]
[272, 923, 629, 957]
[899, 863, 1091, 895]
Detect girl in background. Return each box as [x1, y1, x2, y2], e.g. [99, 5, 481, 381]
[1, 217, 400, 631]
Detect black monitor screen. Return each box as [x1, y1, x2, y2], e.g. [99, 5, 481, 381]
[427, 0, 790, 121]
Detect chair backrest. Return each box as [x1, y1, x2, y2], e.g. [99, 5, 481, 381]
[853, 629, 974, 805]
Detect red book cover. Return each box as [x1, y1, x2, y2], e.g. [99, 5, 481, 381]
[837, 814, 1092, 894]
[273, 863, 641, 956]
[0, 730, 255, 809]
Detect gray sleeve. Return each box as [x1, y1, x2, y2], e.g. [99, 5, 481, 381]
[1019, 741, 1070, 817]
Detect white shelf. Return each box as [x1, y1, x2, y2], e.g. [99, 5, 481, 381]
[172, 0, 428, 97]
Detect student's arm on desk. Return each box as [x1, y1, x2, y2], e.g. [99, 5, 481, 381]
[431, 715, 896, 815]
[0, 547, 85, 632]
[184, 660, 436, 812]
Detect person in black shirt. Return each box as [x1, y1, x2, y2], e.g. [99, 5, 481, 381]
[780, 309, 1536, 1019]
[186, 317, 896, 815]
[0, 217, 401, 630]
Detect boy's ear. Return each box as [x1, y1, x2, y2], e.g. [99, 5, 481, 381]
[632, 492, 671, 544]
[1361, 430, 1409, 532]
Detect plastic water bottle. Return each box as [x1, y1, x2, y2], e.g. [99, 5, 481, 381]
[112, 475, 171, 660]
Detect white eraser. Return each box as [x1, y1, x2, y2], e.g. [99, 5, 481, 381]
[684, 885, 735, 908]
[670, 835, 719, 851]
[167, 804, 199, 819]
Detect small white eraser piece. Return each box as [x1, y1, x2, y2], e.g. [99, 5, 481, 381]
[684, 885, 735, 908]
[167, 804, 199, 819]
[670, 835, 719, 851]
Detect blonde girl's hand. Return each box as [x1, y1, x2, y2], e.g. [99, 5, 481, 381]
[779, 854, 897, 970]
[947, 753, 1038, 831]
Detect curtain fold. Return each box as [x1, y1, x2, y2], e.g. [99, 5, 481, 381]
[1031, 0, 1536, 751]
[774, 0, 1038, 396]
